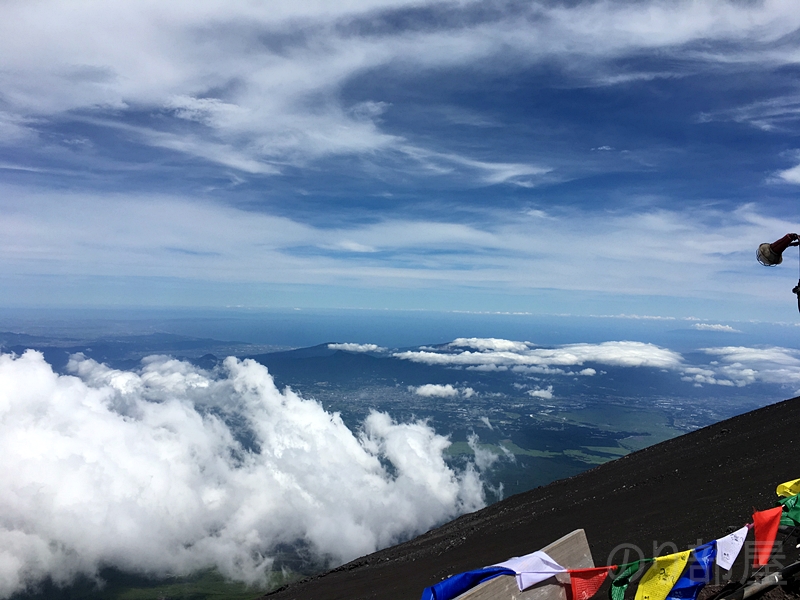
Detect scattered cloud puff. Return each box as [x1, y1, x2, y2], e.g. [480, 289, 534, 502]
[467, 434, 501, 476]
[692, 323, 741, 333]
[680, 366, 737, 387]
[692, 346, 800, 388]
[398, 338, 800, 392]
[0, 351, 485, 597]
[527, 386, 554, 400]
[777, 162, 800, 185]
[395, 339, 683, 371]
[409, 384, 459, 398]
[467, 364, 509, 372]
[449, 338, 531, 352]
[328, 342, 387, 352]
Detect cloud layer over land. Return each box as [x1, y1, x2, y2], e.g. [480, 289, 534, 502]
[0, 351, 485, 598]
[395, 340, 683, 373]
[396, 337, 800, 394]
[3, 333, 800, 596]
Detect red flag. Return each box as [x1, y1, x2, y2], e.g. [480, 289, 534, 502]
[753, 506, 783, 567]
[570, 567, 613, 600]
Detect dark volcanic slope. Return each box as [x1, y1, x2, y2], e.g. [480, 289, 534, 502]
[264, 395, 800, 600]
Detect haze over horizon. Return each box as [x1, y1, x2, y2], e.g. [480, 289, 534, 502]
[1, 0, 800, 319]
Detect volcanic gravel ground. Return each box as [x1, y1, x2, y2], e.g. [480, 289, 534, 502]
[263, 395, 800, 600]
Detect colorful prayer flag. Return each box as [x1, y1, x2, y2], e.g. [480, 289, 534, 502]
[420, 566, 515, 600]
[665, 542, 716, 600]
[634, 551, 691, 600]
[752, 506, 783, 568]
[570, 566, 613, 600]
[716, 526, 748, 571]
[780, 492, 800, 527]
[777, 478, 800, 498]
[610, 560, 652, 600]
[493, 549, 567, 591]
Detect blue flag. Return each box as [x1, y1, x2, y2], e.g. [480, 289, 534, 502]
[421, 566, 515, 600]
[665, 541, 717, 600]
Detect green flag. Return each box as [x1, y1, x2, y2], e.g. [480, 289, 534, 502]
[779, 493, 800, 526]
[610, 560, 653, 600]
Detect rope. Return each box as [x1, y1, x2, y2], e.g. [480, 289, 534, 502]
[794, 245, 800, 314]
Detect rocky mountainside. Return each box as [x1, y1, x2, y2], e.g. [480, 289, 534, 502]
[263, 395, 800, 600]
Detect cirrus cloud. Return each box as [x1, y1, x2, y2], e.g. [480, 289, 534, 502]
[1, 0, 799, 180]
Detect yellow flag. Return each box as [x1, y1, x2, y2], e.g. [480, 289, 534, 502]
[634, 551, 691, 600]
[777, 478, 800, 498]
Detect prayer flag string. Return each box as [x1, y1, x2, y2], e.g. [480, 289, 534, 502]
[419, 477, 800, 600]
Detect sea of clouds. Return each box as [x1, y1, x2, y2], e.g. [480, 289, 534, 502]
[0, 351, 487, 597]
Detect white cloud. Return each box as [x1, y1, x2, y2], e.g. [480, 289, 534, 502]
[330, 241, 378, 253]
[676, 345, 800, 388]
[409, 384, 459, 398]
[467, 433, 500, 473]
[527, 385, 554, 400]
[449, 338, 531, 352]
[1, 0, 799, 179]
[0, 112, 37, 145]
[680, 366, 736, 387]
[698, 95, 800, 132]
[777, 162, 800, 185]
[396, 340, 683, 370]
[0, 350, 484, 597]
[2, 187, 798, 308]
[467, 364, 509, 372]
[409, 337, 800, 395]
[698, 346, 800, 387]
[328, 342, 387, 352]
[692, 323, 741, 333]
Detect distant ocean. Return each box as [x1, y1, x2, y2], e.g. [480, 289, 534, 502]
[0, 306, 798, 351]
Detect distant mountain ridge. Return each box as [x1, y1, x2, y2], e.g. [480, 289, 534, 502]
[262, 393, 800, 600]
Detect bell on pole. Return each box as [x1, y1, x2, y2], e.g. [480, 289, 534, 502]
[757, 233, 800, 266]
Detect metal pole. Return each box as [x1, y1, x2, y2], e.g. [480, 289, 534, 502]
[718, 560, 800, 600]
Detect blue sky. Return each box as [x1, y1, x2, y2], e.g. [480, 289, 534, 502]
[2, 0, 800, 320]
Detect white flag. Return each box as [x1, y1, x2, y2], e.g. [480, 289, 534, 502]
[716, 525, 749, 570]
[492, 550, 567, 591]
